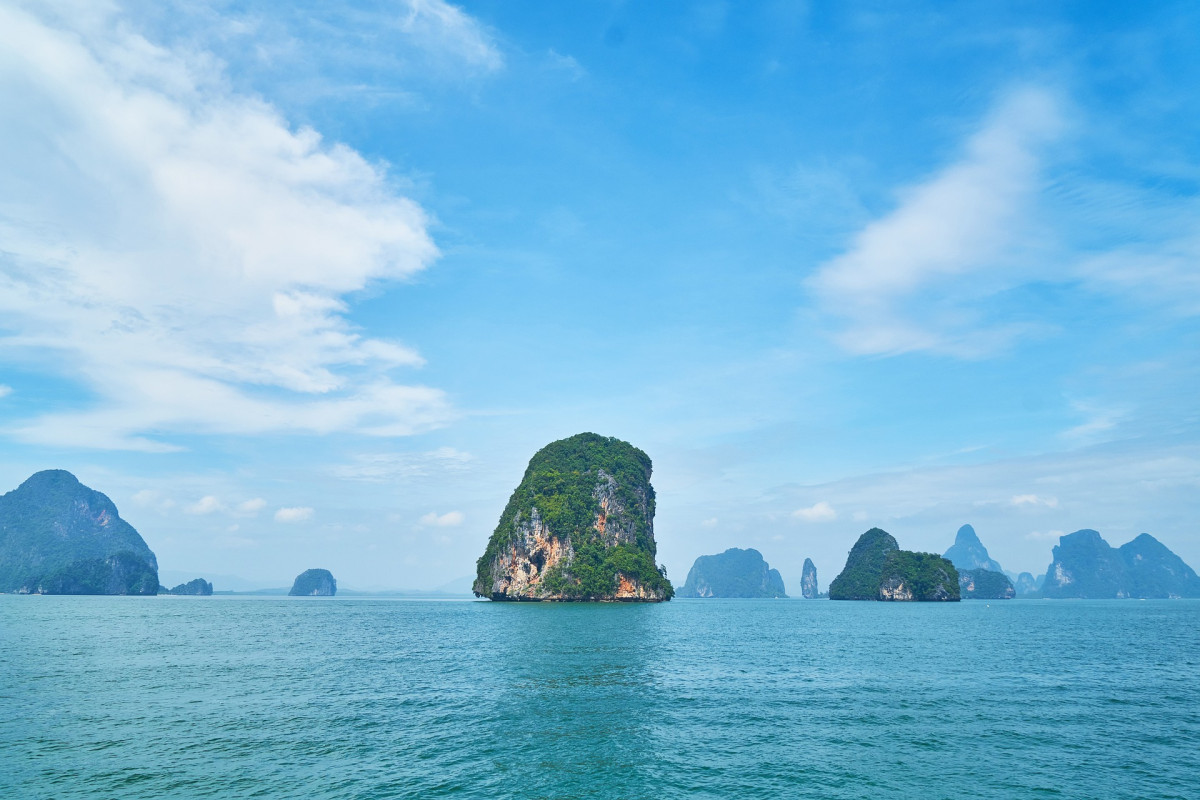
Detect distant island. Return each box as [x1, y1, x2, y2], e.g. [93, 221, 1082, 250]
[679, 548, 786, 598]
[1042, 530, 1200, 598]
[162, 578, 214, 596]
[830, 528, 959, 601]
[290, 569, 337, 596]
[801, 558, 819, 599]
[0, 470, 159, 595]
[473, 433, 673, 602]
[942, 524, 1015, 599]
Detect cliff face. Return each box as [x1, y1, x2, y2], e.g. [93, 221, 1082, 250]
[831, 528, 960, 601]
[1042, 530, 1200, 598]
[801, 558, 818, 599]
[163, 578, 214, 596]
[959, 568, 1016, 599]
[0, 470, 159, 594]
[943, 524, 1004, 573]
[473, 433, 672, 601]
[679, 548, 786, 598]
[289, 569, 336, 596]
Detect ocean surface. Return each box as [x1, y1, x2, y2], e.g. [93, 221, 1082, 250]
[2, 596, 1198, 799]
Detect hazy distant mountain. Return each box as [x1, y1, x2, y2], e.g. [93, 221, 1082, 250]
[943, 524, 1004, 573]
[801, 558, 818, 599]
[1042, 530, 1200, 598]
[1013, 572, 1044, 596]
[162, 578, 213, 596]
[0, 470, 158, 594]
[959, 569, 1015, 599]
[679, 548, 786, 598]
[290, 568, 337, 596]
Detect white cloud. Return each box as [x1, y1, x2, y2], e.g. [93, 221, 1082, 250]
[1011, 494, 1059, 508]
[398, 0, 504, 72]
[132, 488, 175, 512]
[700, 517, 718, 528]
[807, 87, 1065, 356]
[0, 385, 11, 398]
[185, 495, 223, 515]
[1025, 529, 1064, 541]
[0, 5, 448, 451]
[420, 510, 464, 527]
[792, 501, 838, 522]
[236, 497, 266, 515]
[275, 506, 314, 523]
[330, 447, 474, 482]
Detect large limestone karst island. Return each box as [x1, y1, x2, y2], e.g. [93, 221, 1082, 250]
[1041, 529, 1200, 598]
[473, 433, 673, 601]
[829, 528, 959, 601]
[679, 547, 786, 598]
[289, 568, 337, 596]
[0, 470, 159, 595]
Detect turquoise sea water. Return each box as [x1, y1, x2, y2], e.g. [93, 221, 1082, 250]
[2, 597, 1198, 799]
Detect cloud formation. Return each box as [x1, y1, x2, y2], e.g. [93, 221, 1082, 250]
[0, 4, 447, 450]
[808, 87, 1065, 356]
[275, 506, 314, 523]
[420, 510, 464, 527]
[792, 500, 837, 522]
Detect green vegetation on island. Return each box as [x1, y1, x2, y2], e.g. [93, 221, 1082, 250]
[162, 578, 214, 596]
[473, 433, 672, 601]
[679, 548, 786, 598]
[958, 568, 1015, 600]
[830, 528, 959, 601]
[290, 568, 337, 596]
[0, 470, 159, 595]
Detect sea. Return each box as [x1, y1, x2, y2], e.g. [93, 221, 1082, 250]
[2, 596, 1197, 799]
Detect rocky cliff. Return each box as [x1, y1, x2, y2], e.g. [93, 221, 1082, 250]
[831, 528, 959, 601]
[943, 524, 1004, 573]
[958, 568, 1015, 599]
[1042, 530, 1200, 598]
[801, 558, 818, 599]
[0, 470, 159, 595]
[679, 548, 786, 598]
[163, 578, 214, 596]
[289, 568, 336, 596]
[1013, 572, 1043, 596]
[473, 433, 672, 601]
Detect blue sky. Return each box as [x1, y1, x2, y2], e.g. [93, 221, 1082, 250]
[2, 0, 1199, 590]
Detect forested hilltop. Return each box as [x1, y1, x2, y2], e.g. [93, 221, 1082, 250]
[474, 433, 672, 601]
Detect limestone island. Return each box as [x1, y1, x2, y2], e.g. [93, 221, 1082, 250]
[830, 528, 959, 601]
[943, 524, 1015, 599]
[801, 557, 819, 599]
[0, 470, 159, 595]
[290, 568, 337, 596]
[679, 547, 786, 598]
[1041, 529, 1200, 598]
[162, 578, 214, 596]
[473, 432, 673, 601]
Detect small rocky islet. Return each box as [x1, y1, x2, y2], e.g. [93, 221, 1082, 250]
[472, 433, 673, 601]
[679, 547, 786, 598]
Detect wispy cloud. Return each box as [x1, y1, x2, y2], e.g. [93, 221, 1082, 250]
[0, 385, 11, 399]
[330, 447, 474, 482]
[807, 87, 1065, 357]
[1011, 494, 1059, 508]
[185, 495, 224, 515]
[420, 510, 464, 527]
[275, 506, 314, 523]
[398, 0, 504, 73]
[792, 500, 837, 522]
[0, 4, 448, 451]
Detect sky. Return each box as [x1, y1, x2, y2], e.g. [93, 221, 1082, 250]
[2, 0, 1199, 591]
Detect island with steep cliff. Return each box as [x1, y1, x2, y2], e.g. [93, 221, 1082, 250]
[0, 470, 159, 595]
[162, 578, 214, 596]
[801, 558, 819, 599]
[943, 524, 1014, 599]
[830, 528, 959, 601]
[473, 433, 673, 601]
[289, 569, 337, 596]
[679, 548, 785, 598]
[1042, 530, 1200, 598]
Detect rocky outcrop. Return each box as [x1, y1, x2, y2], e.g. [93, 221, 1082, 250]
[473, 433, 672, 601]
[0, 470, 159, 594]
[943, 524, 1004, 573]
[1014, 572, 1043, 596]
[289, 568, 336, 596]
[679, 548, 786, 598]
[801, 558, 818, 599]
[1042, 530, 1200, 598]
[162, 578, 214, 596]
[958, 568, 1015, 599]
[831, 528, 960, 601]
